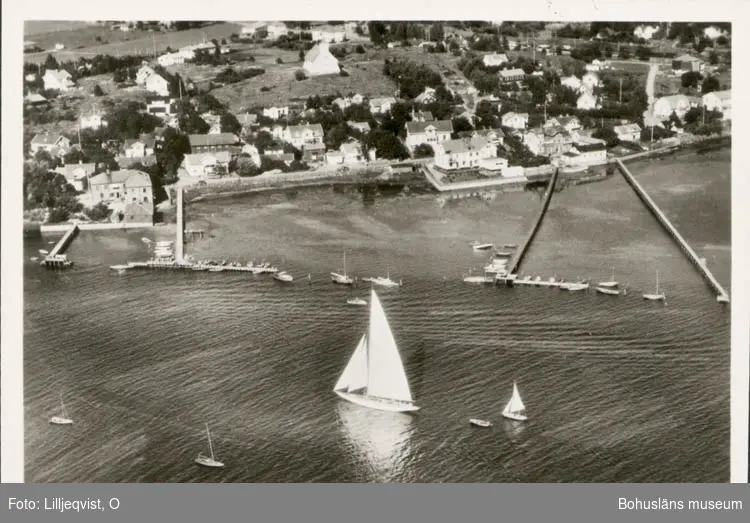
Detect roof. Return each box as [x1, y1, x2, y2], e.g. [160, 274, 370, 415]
[286, 124, 324, 138]
[89, 169, 152, 188]
[347, 121, 371, 131]
[183, 152, 232, 166]
[502, 111, 529, 120]
[25, 93, 48, 104]
[44, 69, 72, 81]
[235, 113, 258, 126]
[31, 133, 66, 146]
[116, 155, 158, 168]
[303, 142, 326, 152]
[340, 142, 362, 155]
[263, 152, 295, 162]
[304, 42, 339, 64]
[369, 97, 397, 106]
[613, 123, 642, 134]
[483, 53, 508, 62]
[674, 54, 701, 62]
[499, 68, 526, 78]
[54, 163, 97, 180]
[438, 136, 490, 154]
[413, 111, 434, 120]
[704, 89, 731, 100]
[188, 133, 239, 148]
[405, 120, 454, 135]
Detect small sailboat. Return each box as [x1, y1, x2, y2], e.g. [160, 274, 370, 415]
[595, 286, 620, 296]
[471, 241, 494, 251]
[347, 297, 367, 306]
[39, 249, 49, 255]
[503, 244, 518, 249]
[194, 423, 224, 468]
[273, 271, 294, 282]
[331, 250, 354, 285]
[643, 271, 666, 302]
[49, 394, 73, 425]
[109, 264, 131, 271]
[469, 418, 493, 428]
[334, 289, 419, 412]
[501, 382, 528, 422]
[597, 267, 619, 288]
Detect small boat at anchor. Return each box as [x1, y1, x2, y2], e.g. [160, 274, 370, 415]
[560, 281, 589, 291]
[347, 297, 367, 306]
[331, 250, 354, 285]
[194, 423, 224, 468]
[109, 264, 132, 271]
[501, 382, 528, 422]
[208, 266, 225, 272]
[273, 271, 294, 282]
[643, 270, 666, 302]
[595, 286, 621, 296]
[463, 274, 493, 284]
[471, 242, 494, 251]
[469, 418, 493, 428]
[364, 267, 401, 287]
[597, 267, 619, 288]
[503, 244, 518, 249]
[49, 394, 73, 425]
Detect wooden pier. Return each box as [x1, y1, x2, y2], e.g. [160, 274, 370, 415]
[41, 225, 79, 268]
[504, 168, 560, 279]
[615, 159, 729, 304]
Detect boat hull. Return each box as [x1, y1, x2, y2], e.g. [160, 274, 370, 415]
[502, 412, 528, 422]
[642, 294, 665, 301]
[195, 456, 224, 468]
[334, 391, 420, 413]
[469, 419, 493, 428]
[595, 287, 620, 296]
[49, 417, 73, 425]
[331, 273, 354, 285]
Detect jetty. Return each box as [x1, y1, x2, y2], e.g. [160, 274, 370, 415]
[615, 159, 729, 303]
[41, 224, 79, 268]
[503, 168, 560, 279]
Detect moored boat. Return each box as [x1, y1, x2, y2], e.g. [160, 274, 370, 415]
[469, 418, 493, 428]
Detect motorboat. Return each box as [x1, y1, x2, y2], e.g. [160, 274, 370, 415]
[469, 418, 493, 428]
[347, 297, 367, 306]
[273, 271, 294, 282]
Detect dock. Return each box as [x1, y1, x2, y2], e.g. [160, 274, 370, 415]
[615, 159, 729, 303]
[41, 224, 79, 268]
[504, 168, 560, 278]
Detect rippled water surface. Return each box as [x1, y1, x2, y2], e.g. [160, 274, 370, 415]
[24, 148, 731, 482]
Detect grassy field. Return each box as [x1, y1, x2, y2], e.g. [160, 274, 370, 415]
[23, 23, 243, 64]
[211, 59, 397, 112]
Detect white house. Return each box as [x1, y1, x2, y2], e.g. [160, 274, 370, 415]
[283, 124, 324, 149]
[501, 112, 529, 130]
[653, 94, 701, 121]
[303, 42, 340, 77]
[157, 52, 186, 67]
[340, 141, 366, 163]
[43, 69, 75, 91]
[411, 110, 434, 122]
[545, 116, 581, 134]
[136, 65, 156, 86]
[415, 87, 437, 104]
[241, 144, 262, 166]
[263, 106, 289, 120]
[30, 133, 71, 156]
[613, 123, 642, 142]
[433, 136, 497, 170]
[577, 91, 599, 110]
[482, 53, 508, 68]
[369, 97, 397, 115]
[405, 120, 454, 151]
[122, 138, 155, 158]
[702, 90, 731, 120]
[88, 169, 154, 223]
[634, 25, 660, 40]
[499, 68, 526, 83]
[561, 75, 583, 91]
[80, 111, 107, 130]
[146, 98, 176, 119]
[53, 162, 96, 192]
[347, 121, 371, 134]
[181, 151, 233, 178]
[581, 72, 600, 92]
[560, 137, 608, 167]
[523, 127, 574, 157]
[266, 23, 288, 39]
[311, 29, 346, 43]
[145, 73, 170, 96]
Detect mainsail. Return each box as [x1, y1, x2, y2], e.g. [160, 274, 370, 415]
[503, 382, 525, 415]
[334, 335, 369, 392]
[334, 289, 413, 404]
[366, 289, 413, 403]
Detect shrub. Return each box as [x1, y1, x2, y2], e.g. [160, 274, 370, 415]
[295, 70, 307, 81]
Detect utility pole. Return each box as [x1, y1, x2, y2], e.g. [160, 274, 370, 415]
[650, 125, 654, 143]
[619, 77, 623, 104]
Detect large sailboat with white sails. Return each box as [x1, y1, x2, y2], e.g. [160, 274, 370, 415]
[333, 289, 419, 413]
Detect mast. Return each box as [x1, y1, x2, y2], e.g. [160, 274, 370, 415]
[206, 424, 214, 460]
[656, 270, 659, 294]
[343, 250, 347, 276]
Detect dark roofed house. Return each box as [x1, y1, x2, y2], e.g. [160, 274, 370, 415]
[302, 142, 326, 164]
[672, 54, 702, 73]
[405, 120, 454, 151]
[188, 133, 241, 153]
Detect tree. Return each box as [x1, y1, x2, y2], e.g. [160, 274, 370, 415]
[295, 70, 307, 81]
[84, 202, 112, 221]
[156, 129, 190, 183]
[92, 84, 105, 96]
[708, 51, 719, 65]
[592, 127, 619, 148]
[220, 113, 242, 135]
[364, 129, 409, 160]
[701, 75, 720, 94]
[367, 22, 389, 46]
[681, 71, 703, 89]
[619, 46, 632, 60]
[429, 24, 444, 42]
[451, 116, 474, 137]
[44, 54, 59, 70]
[412, 143, 434, 158]
[635, 45, 651, 61]
[299, 49, 305, 62]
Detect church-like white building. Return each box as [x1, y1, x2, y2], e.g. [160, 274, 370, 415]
[303, 41, 340, 77]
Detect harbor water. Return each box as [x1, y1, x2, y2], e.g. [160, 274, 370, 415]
[23, 148, 731, 483]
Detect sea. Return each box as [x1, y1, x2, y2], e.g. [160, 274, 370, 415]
[23, 147, 731, 483]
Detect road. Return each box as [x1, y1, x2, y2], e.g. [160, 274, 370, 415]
[642, 63, 661, 127]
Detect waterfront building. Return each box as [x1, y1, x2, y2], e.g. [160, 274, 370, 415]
[88, 169, 154, 223]
[613, 123, 642, 142]
[283, 124, 324, 149]
[433, 136, 497, 170]
[188, 133, 241, 154]
[181, 152, 233, 178]
[653, 94, 701, 121]
[405, 120, 453, 152]
[523, 127, 574, 157]
[701, 90, 731, 120]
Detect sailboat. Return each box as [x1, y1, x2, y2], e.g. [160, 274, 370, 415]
[501, 382, 528, 422]
[642, 270, 666, 302]
[597, 267, 619, 288]
[49, 394, 73, 425]
[194, 423, 224, 468]
[331, 250, 354, 285]
[333, 289, 419, 413]
[595, 286, 621, 296]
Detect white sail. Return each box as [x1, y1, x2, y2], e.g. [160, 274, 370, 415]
[334, 335, 369, 393]
[503, 382, 526, 415]
[366, 289, 413, 403]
